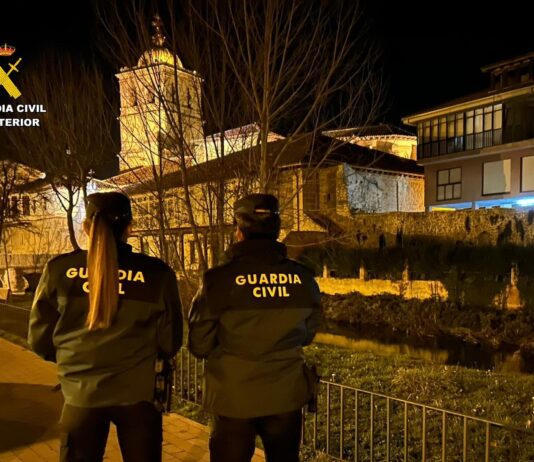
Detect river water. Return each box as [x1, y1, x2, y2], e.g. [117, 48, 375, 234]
[318, 320, 524, 373]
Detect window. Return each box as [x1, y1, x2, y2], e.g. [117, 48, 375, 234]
[521, 156, 534, 192]
[423, 120, 430, 144]
[431, 119, 438, 141]
[483, 159, 511, 195]
[417, 104, 504, 158]
[494, 105, 503, 130]
[128, 87, 138, 107]
[439, 117, 447, 140]
[465, 111, 474, 134]
[325, 171, 337, 207]
[447, 115, 455, 138]
[186, 89, 192, 109]
[10, 196, 19, 217]
[484, 106, 492, 127]
[189, 240, 197, 264]
[22, 196, 30, 216]
[455, 113, 464, 136]
[437, 168, 461, 201]
[474, 108, 483, 133]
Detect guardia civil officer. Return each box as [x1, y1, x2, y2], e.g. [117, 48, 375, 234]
[28, 192, 183, 462]
[188, 194, 322, 462]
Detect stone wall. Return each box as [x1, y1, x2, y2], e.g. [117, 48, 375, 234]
[316, 276, 448, 301]
[334, 208, 534, 248]
[315, 272, 526, 310]
[341, 164, 424, 214]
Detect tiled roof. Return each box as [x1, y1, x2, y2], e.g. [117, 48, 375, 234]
[103, 133, 423, 195]
[403, 81, 534, 121]
[324, 124, 416, 138]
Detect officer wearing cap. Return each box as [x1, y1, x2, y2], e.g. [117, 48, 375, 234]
[188, 193, 322, 462]
[29, 192, 183, 462]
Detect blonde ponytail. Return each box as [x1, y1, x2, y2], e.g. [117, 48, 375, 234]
[85, 213, 119, 330]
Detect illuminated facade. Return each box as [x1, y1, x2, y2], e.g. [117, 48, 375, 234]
[324, 124, 417, 160]
[106, 25, 425, 271]
[403, 52, 534, 211]
[116, 16, 203, 171]
[0, 163, 77, 291]
[1, 22, 424, 287]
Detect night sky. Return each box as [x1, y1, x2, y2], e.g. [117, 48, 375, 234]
[1, 0, 534, 151]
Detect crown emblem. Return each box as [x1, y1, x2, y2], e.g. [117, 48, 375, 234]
[0, 44, 15, 57]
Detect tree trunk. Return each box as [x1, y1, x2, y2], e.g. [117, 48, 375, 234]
[157, 195, 169, 264]
[67, 190, 80, 251]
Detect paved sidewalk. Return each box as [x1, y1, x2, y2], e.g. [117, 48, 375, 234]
[0, 338, 264, 462]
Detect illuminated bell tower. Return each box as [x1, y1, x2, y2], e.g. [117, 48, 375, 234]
[116, 15, 203, 171]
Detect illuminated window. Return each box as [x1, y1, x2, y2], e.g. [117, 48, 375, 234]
[189, 240, 197, 264]
[521, 156, 534, 192]
[439, 117, 447, 140]
[455, 114, 464, 136]
[418, 105, 503, 159]
[431, 119, 438, 140]
[447, 115, 455, 138]
[484, 106, 493, 130]
[474, 109, 483, 134]
[494, 104, 502, 130]
[423, 120, 430, 143]
[483, 159, 511, 195]
[465, 111, 474, 134]
[437, 168, 461, 201]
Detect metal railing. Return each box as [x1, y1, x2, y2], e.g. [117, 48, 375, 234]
[418, 129, 503, 159]
[175, 347, 205, 405]
[174, 348, 534, 461]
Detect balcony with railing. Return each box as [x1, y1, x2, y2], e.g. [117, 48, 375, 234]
[418, 129, 503, 159]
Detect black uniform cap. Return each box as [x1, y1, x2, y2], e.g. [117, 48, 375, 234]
[233, 194, 281, 239]
[85, 192, 132, 223]
[233, 194, 280, 219]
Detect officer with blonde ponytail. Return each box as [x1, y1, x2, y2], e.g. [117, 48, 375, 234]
[29, 192, 183, 462]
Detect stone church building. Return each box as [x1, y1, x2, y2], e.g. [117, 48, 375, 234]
[1, 22, 424, 291]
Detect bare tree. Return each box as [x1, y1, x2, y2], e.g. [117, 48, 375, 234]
[96, 0, 383, 284]
[98, 4, 260, 276]
[0, 161, 46, 289]
[6, 53, 115, 250]
[186, 0, 383, 192]
[0, 161, 19, 243]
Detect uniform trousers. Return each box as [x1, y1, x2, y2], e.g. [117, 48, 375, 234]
[209, 409, 302, 462]
[59, 401, 162, 462]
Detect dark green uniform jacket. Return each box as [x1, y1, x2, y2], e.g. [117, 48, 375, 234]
[28, 242, 183, 408]
[188, 239, 322, 418]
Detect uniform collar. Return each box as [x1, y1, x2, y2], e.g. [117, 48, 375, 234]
[117, 241, 133, 253]
[227, 239, 287, 261]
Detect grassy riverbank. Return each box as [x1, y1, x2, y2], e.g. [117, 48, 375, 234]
[305, 343, 534, 427]
[174, 341, 534, 460]
[322, 292, 534, 353]
[173, 341, 534, 427]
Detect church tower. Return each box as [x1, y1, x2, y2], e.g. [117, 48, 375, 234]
[116, 15, 203, 171]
